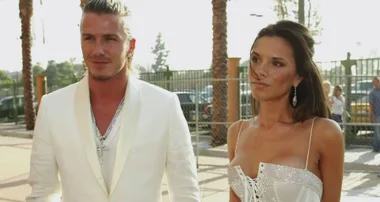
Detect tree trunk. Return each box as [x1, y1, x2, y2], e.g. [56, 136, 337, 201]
[211, 0, 228, 146]
[307, 0, 312, 28]
[19, 0, 36, 130]
[298, 0, 305, 24]
[277, 0, 286, 20]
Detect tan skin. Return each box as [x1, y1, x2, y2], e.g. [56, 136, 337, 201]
[228, 36, 344, 202]
[81, 12, 136, 135]
[323, 83, 333, 108]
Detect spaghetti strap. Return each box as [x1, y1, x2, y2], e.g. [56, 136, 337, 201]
[305, 117, 317, 170]
[235, 121, 245, 156]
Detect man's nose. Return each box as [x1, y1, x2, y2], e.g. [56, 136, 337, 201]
[93, 41, 105, 56]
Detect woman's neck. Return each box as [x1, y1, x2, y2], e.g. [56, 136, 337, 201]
[257, 98, 294, 128]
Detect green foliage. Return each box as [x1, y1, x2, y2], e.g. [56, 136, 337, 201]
[44, 60, 79, 87]
[151, 32, 169, 72]
[240, 60, 249, 67]
[0, 70, 13, 82]
[273, 0, 322, 37]
[0, 59, 83, 92]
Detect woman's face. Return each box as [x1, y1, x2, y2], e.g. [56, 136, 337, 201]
[249, 36, 302, 102]
[335, 87, 342, 96]
[323, 83, 331, 95]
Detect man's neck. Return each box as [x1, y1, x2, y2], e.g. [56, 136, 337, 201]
[89, 73, 128, 105]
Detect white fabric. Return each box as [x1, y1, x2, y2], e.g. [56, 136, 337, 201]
[26, 75, 201, 202]
[331, 96, 344, 115]
[96, 121, 120, 193]
[228, 163, 322, 202]
[228, 118, 322, 202]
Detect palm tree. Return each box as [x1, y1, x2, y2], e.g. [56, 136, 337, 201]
[19, 0, 35, 130]
[211, 0, 228, 146]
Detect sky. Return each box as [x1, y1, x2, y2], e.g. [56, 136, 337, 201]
[0, 0, 379, 72]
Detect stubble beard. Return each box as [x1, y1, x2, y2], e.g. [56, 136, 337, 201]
[88, 66, 125, 81]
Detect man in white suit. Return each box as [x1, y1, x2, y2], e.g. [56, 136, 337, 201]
[26, 0, 200, 201]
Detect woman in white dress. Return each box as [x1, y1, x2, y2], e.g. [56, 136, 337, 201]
[227, 20, 344, 202]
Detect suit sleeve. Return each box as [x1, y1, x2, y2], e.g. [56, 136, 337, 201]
[26, 95, 61, 202]
[165, 93, 201, 202]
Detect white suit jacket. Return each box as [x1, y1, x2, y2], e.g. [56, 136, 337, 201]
[26, 75, 201, 202]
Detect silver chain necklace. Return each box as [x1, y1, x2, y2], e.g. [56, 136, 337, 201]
[91, 97, 125, 164]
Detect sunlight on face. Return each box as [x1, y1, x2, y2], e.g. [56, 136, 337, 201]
[80, 13, 131, 81]
[249, 36, 300, 102]
[323, 83, 331, 95]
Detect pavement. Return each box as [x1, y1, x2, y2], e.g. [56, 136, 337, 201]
[1, 123, 380, 201]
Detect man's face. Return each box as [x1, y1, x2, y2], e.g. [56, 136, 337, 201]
[80, 12, 135, 81]
[373, 78, 380, 89]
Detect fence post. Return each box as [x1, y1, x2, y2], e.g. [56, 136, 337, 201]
[164, 65, 173, 91]
[36, 74, 47, 114]
[12, 79, 18, 124]
[195, 82, 200, 169]
[228, 57, 241, 126]
[342, 52, 356, 146]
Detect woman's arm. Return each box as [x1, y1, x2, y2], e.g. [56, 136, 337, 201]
[318, 119, 345, 202]
[227, 121, 244, 202]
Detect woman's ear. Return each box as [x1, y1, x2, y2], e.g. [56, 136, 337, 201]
[293, 75, 303, 87]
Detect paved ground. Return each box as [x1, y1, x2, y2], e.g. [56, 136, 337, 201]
[1, 123, 380, 201]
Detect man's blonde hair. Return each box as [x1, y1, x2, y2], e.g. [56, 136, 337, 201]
[81, 0, 133, 41]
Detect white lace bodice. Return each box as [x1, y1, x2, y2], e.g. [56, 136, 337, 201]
[228, 117, 323, 202]
[228, 162, 323, 202]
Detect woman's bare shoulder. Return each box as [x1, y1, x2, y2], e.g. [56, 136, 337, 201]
[227, 119, 252, 144]
[313, 117, 344, 152]
[227, 119, 251, 159]
[228, 119, 251, 137]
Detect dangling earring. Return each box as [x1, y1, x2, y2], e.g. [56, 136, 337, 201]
[292, 86, 297, 107]
[127, 53, 133, 58]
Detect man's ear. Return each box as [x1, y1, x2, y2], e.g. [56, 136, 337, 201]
[128, 38, 136, 54]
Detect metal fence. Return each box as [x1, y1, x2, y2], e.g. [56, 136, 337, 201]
[0, 78, 76, 123]
[139, 55, 380, 172]
[1, 55, 379, 168]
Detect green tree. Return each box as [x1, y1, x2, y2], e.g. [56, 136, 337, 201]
[33, 62, 45, 75]
[240, 60, 249, 67]
[44, 60, 58, 87]
[56, 61, 75, 80]
[151, 32, 169, 72]
[32, 62, 45, 84]
[0, 70, 13, 82]
[135, 64, 149, 73]
[274, 0, 322, 37]
[44, 60, 78, 87]
[73, 63, 83, 77]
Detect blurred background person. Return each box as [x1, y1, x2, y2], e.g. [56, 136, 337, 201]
[331, 85, 345, 126]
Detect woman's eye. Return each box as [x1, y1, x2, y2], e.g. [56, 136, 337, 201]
[273, 61, 284, 67]
[251, 57, 259, 63]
